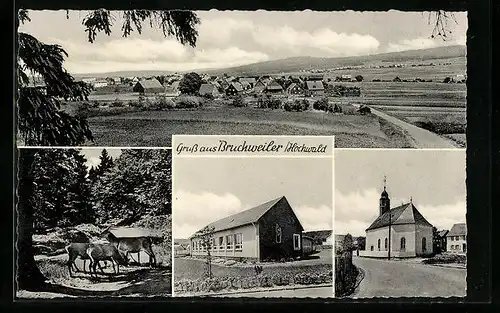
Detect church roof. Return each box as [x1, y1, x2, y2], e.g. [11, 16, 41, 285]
[366, 202, 433, 231]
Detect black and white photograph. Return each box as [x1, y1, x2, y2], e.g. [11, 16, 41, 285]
[172, 154, 334, 297]
[334, 149, 466, 298]
[17, 9, 466, 148]
[15, 148, 172, 299]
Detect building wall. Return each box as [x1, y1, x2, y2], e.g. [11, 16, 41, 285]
[446, 235, 467, 254]
[258, 198, 303, 261]
[415, 224, 434, 256]
[190, 223, 259, 260]
[364, 224, 417, 258]
[391, 224, 417, 257]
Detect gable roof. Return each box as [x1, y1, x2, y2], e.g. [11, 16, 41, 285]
[228, 82, 244, 92]
[266, 80, 284, 90]
[302, 230, 332, 241]
[199, 83, 217, 95]
[366, 202, 433, 231]
[306, 80, 324, 91]
[239, 77, 256, 84]
[136, 78, 164, 90]
[447, 223, 467, 237]
[240, 81, 251, 89]
[438, 230, 449, 238]
[106, 227, 162, 239]
[286, 82, 303, 92]
[191, 196, 290, 237]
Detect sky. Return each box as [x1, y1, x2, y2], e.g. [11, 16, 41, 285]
[79, 148, 122, 169]
[173, 157, 333, 239]
[18, 10, 467, 74]
[335, 149, 466, 237]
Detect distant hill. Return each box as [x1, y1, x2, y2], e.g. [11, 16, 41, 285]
[72, 70, 180, 79]
[203, 45, 466, 76]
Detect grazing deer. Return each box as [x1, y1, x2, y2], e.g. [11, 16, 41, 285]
[86, 243, 128, 277]
[66, 243, 107, 277]
[101, 230, 157, 267]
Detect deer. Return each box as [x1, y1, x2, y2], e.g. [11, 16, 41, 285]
[86, 243, 129, 277]
[101, 230, 157, 267]
[65, 243, 108, 277]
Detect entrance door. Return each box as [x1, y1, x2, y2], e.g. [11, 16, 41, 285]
[462, 243, 467, 253]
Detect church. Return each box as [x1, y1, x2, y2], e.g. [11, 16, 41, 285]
[360, 179, 434, 258]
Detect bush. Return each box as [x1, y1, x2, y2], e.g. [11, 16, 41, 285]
[230, 95, 247, 107]
[110, 99, 125, 107]
[257, 95, 281, 109]
[74, 102, 92, 117]
[174, 95, 204, 109]
[422, 253, 466, 264]
[313, 97, 329, 111]
[284, 99, 309, 112]
[150, 95, 175, 110]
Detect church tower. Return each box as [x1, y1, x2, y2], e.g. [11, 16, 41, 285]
[379, 176, 391, 216]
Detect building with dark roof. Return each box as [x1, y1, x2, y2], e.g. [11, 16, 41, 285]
[264, 80, 284, 94]
[225, 82, 244, 96]
[305, 80, 325, 97]
[360, 180, 434, 258]
[198, 83, 219, 97]
[446, 223, 466, 254]
[133, 78, 165, 94]
[189, 196, 305, 262]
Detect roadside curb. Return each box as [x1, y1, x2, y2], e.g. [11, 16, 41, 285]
[429, 264, 466, 270]
[177, 283, 333, 297]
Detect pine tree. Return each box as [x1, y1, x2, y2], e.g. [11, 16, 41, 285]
[16, 9, 199, 291]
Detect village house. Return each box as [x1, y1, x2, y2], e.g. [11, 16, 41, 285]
[93, 80, 109, 88]
[302, 230, 332, 247]
[305, 80, 325, 97]
[198, 83, 219, 98]
[239, 77, 257, 88]
[359, 181, 434, 258]
[240, 81, 252, 91]
[340, 74, 352, 82]
[286, 82, 305, 96]
[253, 79, 268, 94]
[81, 77, 97, 84]
[446, 223, 467, 254]
[189, 196, 305, 262]
[264, 80, 284, 94]
[133, 78, 165, 94]
[225, 82, 244, 96]
[435, 229, 449, 253]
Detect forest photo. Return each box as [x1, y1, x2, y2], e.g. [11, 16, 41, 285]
[15, 148, 172, 298]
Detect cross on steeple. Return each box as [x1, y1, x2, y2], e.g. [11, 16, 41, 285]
[410, 196, 413, 203]
[383, 175, 387, 191]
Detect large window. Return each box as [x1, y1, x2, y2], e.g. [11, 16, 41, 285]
[219, 236, 224, 250]
[378, 239, 381, 251]
[234, 233, 242, 251]
[384, 238, 388, 250]
[400, 237, 406, 251]
[293, 234, 301, 251]
[276, 224, 282, 243]
[450, 237, 454, 241]
[422, 237, 427, 252]
[226, 235, 233, 250]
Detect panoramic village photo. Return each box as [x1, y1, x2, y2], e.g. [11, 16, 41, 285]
[16, 148, 173, 298]
[334, 149, 466, 298]
[172, 156, 334, 297]
[17, 9, 466, 148]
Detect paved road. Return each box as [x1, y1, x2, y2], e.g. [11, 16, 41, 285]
[351, 104, 457, 148]
[351, 257, 466, 298]
[216, 286, 334, 298]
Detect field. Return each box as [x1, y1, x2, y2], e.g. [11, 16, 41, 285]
[84, 106, 411, 148]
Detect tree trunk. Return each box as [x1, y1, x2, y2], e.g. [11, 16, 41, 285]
[16, 149, 47, 291]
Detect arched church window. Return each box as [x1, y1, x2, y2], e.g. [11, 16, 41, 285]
[384, 238, 388, 250]
[422, 237, 427, 252]
[400, 237, 406, 251]
[377, 239, 381, 251]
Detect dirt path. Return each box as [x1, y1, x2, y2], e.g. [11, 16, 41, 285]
[352, 104, 458, 148]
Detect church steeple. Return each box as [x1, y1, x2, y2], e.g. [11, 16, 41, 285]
[379, 175, 391, 216]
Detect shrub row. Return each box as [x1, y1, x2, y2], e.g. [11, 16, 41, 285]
[313, 98, 342, 113]
[283, 99, 310, 112]
[422, 253, 466, 264]
[257, 96, 282, 109]
[175, 270, 333, 294]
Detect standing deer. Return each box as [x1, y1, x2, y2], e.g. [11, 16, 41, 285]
[101, 230, 157, 267]
[86, 243, 128, 277]
[66, 243, 107, 277]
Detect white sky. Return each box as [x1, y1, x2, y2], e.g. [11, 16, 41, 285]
[173, 157, 333, 239]
[79, 148, 122, 169]
[18, 10, 467, 74]
[335, 149, 466, 237]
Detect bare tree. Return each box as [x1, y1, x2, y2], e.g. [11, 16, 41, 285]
[426, 11, 460, 40]
[195, 226, 215, 279]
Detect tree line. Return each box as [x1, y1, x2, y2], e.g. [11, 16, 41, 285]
[29, 148, 172, 233]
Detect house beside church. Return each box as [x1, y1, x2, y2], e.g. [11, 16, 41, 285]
[359, 180, 434, 258]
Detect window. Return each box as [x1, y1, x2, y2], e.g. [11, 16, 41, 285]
[234, 233, 243, 251]
[462, 235, 466, 240]
[378, 239, 381, 251]
[226, 235, 233, 250]
[450, 236, 454, 241]
[455, 236, 459, 241]
[276, 224, 282, 243]
[384, 238, 388, 250]
[218, 236, 224, 250]
[192, 241, 195, 250]
[400, 237, 406, 251]
[422, 237, 427, 252]
[293, 234, 301, 251]
[370, 245, 374, 251]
